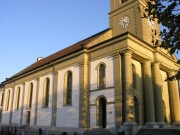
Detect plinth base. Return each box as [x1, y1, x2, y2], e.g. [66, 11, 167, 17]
[122, 122, 137, 135]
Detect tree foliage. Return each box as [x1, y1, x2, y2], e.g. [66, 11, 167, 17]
[144, 0, 180, 80]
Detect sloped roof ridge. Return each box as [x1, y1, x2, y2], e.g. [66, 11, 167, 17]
[6, 28, 110, 82]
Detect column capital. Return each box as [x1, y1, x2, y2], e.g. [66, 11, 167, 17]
[152, 61, 161, 71]
[111, 52, 121, 58]
[167, 69, 177, 75]
[124, 49, 133, 55]
[53, 71, 58, 76]
[79, 61, 89, 68]
[152, 60, 161, 65]
[141, 58, 153, 64]
[141, 59, 152, 64]
[35, 77, 40, 82]
[83, 48, 88, 53]
[120, 49, 133, 55]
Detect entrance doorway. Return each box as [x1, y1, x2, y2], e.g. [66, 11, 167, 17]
[97, 97, 107, 128]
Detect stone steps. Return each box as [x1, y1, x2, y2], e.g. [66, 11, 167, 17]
[136, 128, 180, 135]
[85, 128, 113, 135]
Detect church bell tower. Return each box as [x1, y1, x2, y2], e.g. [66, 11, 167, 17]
[109, 0, 160, 45]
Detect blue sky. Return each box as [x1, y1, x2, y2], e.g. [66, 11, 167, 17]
[0, 0, 179, 83]
[0, 0, 110, 83]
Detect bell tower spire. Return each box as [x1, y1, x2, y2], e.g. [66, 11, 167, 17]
[109, 0, 160, 45]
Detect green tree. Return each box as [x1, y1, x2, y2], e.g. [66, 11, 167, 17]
[144, 0, 180, 80]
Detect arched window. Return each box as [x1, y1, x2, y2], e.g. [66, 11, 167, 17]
[5, 90, 10, 111]
[134, 96, 139, 124]
[132, 64, 136, 88]
[15, 87, 20, 110]
[98, 64, 106, 89]
[64, 71, 72, 105]
[43, 78, 50, 107]
[27, 83, 33, 108]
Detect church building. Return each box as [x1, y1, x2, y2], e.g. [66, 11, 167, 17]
[0, 0, 180, 135]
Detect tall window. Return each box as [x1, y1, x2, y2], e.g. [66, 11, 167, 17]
[132, 64, 136, 88]
[5, 90, 10, 111]
[15, 87, 20, 110]
[99, 64, 106, 89]
[43, 78, 50, 107]
[27, 83, 33, 108]
[64, 71, 72, 105]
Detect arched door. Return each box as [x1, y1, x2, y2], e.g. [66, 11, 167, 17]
[98, 97, 107, 128]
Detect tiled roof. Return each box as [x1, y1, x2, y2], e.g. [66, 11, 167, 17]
[6, 29, 110, 82]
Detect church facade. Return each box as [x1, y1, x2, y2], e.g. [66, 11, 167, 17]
[0, 0, 180, 134]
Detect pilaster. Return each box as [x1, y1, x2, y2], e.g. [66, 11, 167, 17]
[34, 78, 39, 125]
[20, 82, 25, 125]
[9, 86, 15, 124]
[79, 51, 89, 129]
[113, 52, 122, 127]
[52, 71, 58, 127]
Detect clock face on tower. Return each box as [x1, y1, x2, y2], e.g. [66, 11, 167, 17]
[119, 16, 130, 28]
